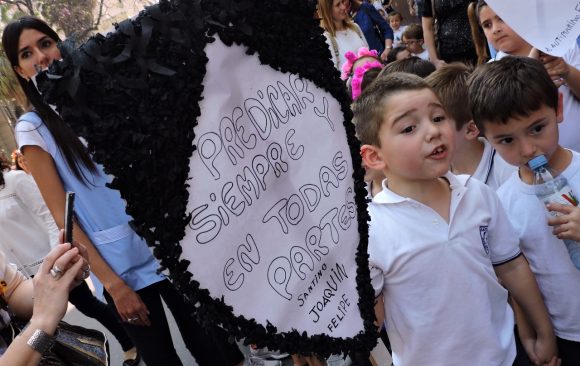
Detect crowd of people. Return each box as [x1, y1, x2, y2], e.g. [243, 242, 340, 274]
[0, 0, 579, 365]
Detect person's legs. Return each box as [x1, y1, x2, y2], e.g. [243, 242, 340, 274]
[68, 280, 134, 351]
[104, 283, 183, 366]
[157, 280, 245, 366]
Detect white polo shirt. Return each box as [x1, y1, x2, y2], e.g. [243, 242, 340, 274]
[497, 150, 580, 342]
[369, 173, 519, 366]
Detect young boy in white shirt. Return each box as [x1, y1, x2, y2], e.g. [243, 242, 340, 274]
[426, 63, 515, 190]
[352, 72, 557, 366]
[469, 56, 580, 365]
[401, 24, 429, 61]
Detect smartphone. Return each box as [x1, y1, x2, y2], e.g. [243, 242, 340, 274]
[64, 192, 75, 244]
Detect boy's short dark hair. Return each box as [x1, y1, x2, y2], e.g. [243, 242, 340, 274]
[426, 63, 474, 130]
[352, 72, 430, 147]
[402, 23, 423, 40]
[388, 11, 403, 20]
[468, 56, 558, 133]
[380, 57, 436, 78]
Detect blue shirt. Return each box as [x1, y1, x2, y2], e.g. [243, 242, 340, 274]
[16, 111, 164, 294]
[353, 3, 394, 55]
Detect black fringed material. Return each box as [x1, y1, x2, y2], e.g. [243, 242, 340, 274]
[37, 0, 377, 357]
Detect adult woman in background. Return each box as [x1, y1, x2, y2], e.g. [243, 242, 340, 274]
[319, 0, 369, 71]
[0, 237, 87, 365]
[350, 0, 393, 59]
[0, 153, 139, 365]
[2, 16, 244, 366]
[420, 0, 477, 67]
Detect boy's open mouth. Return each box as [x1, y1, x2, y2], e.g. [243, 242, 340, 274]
[429, 145, 447, 159]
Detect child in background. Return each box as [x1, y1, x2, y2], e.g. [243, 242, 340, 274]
[354, 72, 557, 366]
[388, 12, 407, 47]
[469, 56, 580, 365]
[401, 24, 428, 61]
[468, 0, 580, 154]
[426, 63, 514, 189]
[340, 47, 383, 101]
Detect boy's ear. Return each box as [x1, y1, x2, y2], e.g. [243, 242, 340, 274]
[464, 120, 480, 141]
[361, 144, 386, 172]
[556, 92, 564, 123]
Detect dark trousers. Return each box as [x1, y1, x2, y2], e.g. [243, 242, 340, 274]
[557, 337, 580, 366]
[514, 326, 580, 366]
[68, 280, 134, 351]
[104, 279, 244, 366]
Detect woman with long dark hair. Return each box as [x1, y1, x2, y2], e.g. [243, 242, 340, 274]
[2, 17, 244, 366]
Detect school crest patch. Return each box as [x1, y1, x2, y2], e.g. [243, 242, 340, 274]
[479, 226, 490, 255]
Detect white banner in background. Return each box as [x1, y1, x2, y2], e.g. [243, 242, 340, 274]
[486, 0, 580, 56]
[181, 37, 364, 338]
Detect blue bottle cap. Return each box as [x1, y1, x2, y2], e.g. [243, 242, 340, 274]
[528, 155, 548, 170]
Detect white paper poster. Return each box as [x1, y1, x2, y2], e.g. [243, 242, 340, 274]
[486, 0, 580, 56]
[182, 37, 365, 338]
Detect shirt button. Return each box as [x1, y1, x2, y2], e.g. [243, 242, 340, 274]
[432, 219, 438, 225]
[412, 203, 419, 208]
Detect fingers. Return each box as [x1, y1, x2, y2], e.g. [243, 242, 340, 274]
[75, 241, 89, 261]
[117, 290, 151, 327]
[60, 257, 85, 289]
[40, 243, 73, 275]
[546, 203, 575, 215]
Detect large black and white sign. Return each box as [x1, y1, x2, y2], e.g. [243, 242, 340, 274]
[38, 0, 377, 356]
[184, 38, 362, 337]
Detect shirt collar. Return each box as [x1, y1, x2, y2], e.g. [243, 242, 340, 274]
[372, 172, 468, 205]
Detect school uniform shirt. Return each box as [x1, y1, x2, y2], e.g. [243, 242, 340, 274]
[0, 170, 59, 277]
[497, 150, 580, 342]
[369, 172, 519, 366]
[392, 25, 407, 48]
[412, 48, 429, 61]
[15, 112, 165, 297]
[471, 138, 516, 190]
[492, 46, 580, 153]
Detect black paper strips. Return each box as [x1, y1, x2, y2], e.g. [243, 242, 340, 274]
[38, 0, 376, 357]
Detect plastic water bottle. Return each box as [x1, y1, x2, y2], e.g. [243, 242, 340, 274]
[528, 155, 580, 270]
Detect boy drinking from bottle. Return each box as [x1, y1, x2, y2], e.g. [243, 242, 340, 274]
[353, 72, 556, 365]
[468, 56, 580, 364]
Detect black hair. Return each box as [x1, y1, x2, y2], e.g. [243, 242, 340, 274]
[2, 16, 96, 183]
[468, 56, 558, 133]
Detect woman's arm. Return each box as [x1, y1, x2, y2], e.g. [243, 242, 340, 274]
[21, 145, 151, 326]
[366, 5, 393, 58]
[421, 16, 444, 68]
[0, 243, 84, 366]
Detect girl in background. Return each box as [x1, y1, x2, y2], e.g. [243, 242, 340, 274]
[468, 0, 580, 153]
